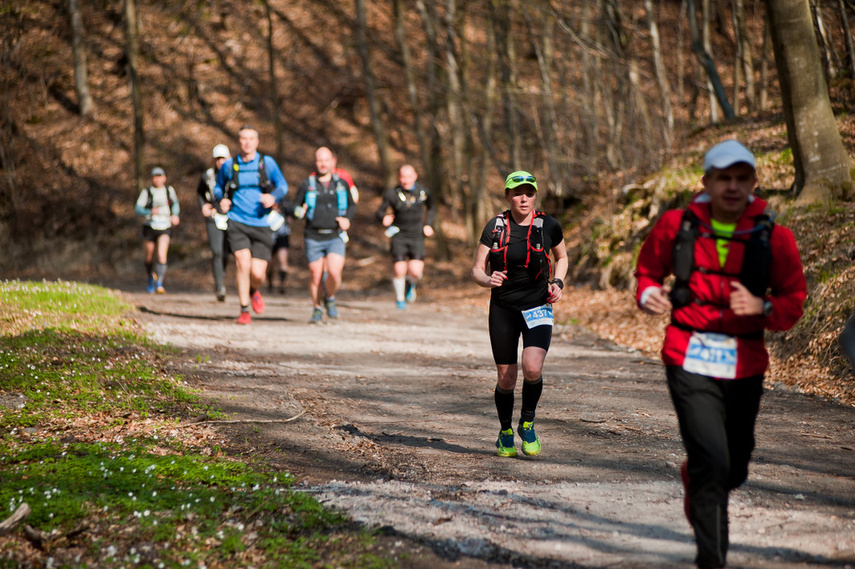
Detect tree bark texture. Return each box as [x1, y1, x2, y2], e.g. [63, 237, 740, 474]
[767, 0, 854, 202]
[264, 0, 283, 161]
[645, 0, 674, 147]
[124, 0, 145, 191]
[733, 0, 756, 112]
[393, 0, 430, 171]
[68, 0, 93, 116]
[355, 0, 392, 185]
[840, 0, 855, 79]
[686, 0, 735, 120]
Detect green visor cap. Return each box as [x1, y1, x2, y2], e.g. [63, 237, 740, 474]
[504, 171, 538, 191]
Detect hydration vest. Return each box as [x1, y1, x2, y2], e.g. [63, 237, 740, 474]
[145, 186, 176, 211]
[396, 185, 428, 207]
[225, 155, 274, 200]
[489, 210, 551, 281]
[669, 208, 775, 309]
[304, 174, 349, 221]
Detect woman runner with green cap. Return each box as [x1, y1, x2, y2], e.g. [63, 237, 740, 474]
[471, 171, 568, 457]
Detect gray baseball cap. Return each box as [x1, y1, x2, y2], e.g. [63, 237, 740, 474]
[151, 167, 166, 177]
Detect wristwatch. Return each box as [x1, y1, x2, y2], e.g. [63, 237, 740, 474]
[550, 278, 564, 290]
[762, 299, 773, 317]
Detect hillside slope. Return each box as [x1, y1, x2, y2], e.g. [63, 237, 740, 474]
[1, 2, 854, 403]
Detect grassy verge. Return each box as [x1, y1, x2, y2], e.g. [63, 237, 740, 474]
[0, 280, 394, 568]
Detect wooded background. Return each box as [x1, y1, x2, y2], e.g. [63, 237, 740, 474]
[1, 0, 854, 266]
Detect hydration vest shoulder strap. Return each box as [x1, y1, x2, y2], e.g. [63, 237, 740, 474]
[738, 212, 775, 297]
[145, 186, 174, 211]
[669, 209, 700, 309]
[669, 208, 775, 310]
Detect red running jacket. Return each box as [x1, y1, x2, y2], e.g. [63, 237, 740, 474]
[634, 193, 806, 378]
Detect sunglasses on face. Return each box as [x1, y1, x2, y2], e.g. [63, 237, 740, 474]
[509, 175, 536, 183]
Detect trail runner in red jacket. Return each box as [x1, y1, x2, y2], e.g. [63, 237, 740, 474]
[634, 140, 806, 569]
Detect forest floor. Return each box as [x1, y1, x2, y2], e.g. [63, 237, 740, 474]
[122, 271, 855, 568]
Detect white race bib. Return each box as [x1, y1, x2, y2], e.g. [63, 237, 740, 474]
[522, 304, 554, 329]
[683, 332, 738, 379]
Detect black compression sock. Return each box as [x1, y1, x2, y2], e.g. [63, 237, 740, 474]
[521, 377, 543, 423]
[494, 384, 514, 431]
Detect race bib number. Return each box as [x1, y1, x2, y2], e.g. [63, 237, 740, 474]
[522, 304, 553, 329]
[683, 332, 738, 379]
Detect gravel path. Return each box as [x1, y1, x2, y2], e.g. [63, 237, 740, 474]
[129, 288, 855, 569]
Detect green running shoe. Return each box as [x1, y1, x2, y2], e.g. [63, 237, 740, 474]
[309, 307, 324, 324]
[517, 420, 541, 456]
[495, 428, 517, 457]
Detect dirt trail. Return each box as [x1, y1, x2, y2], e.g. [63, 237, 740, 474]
[128, 287, 855, 569]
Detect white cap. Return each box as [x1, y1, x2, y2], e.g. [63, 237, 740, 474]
[212, 144, 230, 159]
[703, 140, 756, 173]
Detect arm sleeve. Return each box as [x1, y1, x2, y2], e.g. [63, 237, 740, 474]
[424, 187, 436, 228]
[375, 189, 394, 222]
[292, 180, 308, 208]
[213, 161, 230, 200]
[169, 187, 180, 216]
[634, 211, 680, 307]
[344, 179, 357, 221]
[196, 175, 209, 209]
[266, 156, 289, 201]
[546, 216, 563, 246]
[765, 226, 806, 331]
[479, 218, 496, 247]
[134, 189, 151, 217]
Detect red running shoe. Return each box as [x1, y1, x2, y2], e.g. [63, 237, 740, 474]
[681, 460, 692, 527]
[237, 311, 251, 325]
[251, 290, 265, 314]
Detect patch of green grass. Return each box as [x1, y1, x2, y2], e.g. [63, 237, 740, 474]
[0, 281, 398, 568]
[0, 439, 362, 566]
[0, 329, 199, 429]
[0, 280, 133, 334]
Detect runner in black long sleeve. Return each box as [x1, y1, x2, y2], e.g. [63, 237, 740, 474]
[376, 165, 435, 309]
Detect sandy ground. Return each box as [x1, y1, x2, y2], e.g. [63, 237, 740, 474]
[127, 286, 855, 569]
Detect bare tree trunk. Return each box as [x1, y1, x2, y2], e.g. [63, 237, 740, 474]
[263, 0, 282, 161]
[840, 0, 855, 79]
[67, 0, 93, 116]
[124, 0, 145, 191]
[701, 0, 720, 122]
[602, 0, 626, 170]
[731, 2, 741, 115]
[644, 0, 674, 148]
[470, 6, 498, 239]
[686, 0, 735, 120]
[767, 0, 855, 202]
[580, 1, 602, 175]
[0, 7, 23, 208]
[812, 0, 839, 79]
[524, 2, 567, 197]
[354, 0, 392, 185]
[678, 0, 687, 103]
[760, 10, 771, 109]
[443, 0, 465, 214]
[416, 0, 445, 205]
[394, 0, 429, 170]
[733, 0, 756, 111]
[493, 0, 521, 169]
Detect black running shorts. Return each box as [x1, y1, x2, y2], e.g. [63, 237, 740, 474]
[227, 220, 274, 260]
